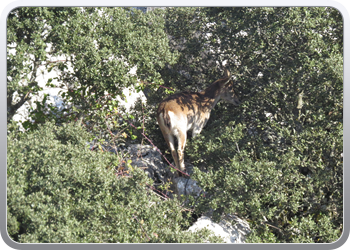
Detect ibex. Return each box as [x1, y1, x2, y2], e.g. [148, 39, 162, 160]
[156, 68, 241, 174]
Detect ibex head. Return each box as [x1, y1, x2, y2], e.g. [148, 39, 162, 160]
[218, 68, 241, 106]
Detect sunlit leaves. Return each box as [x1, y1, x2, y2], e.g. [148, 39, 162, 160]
[7, 122, 222, 243]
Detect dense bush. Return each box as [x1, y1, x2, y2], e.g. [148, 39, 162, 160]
[7, 7, 178, 147]
[186, 121, 342, 243]
[7, 122, 222, 243]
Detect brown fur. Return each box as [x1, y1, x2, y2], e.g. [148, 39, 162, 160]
[156, 68, 240, 173]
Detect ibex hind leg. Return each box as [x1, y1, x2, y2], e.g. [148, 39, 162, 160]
[165, 133, 180, 173]
[176, 130, 187, 174]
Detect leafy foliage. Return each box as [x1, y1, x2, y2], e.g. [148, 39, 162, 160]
[7, 7, 78, 122]
[7, 122, 223, 243]
[7, 7, 178, 142]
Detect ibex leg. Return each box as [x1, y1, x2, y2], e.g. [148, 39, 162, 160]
[177, 130, 187, 172]
[165, 133, 180, 171]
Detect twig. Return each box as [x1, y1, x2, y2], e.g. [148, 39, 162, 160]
[262, 221, 284, 235]
[235, 142, 241, 153]
[133, 215, 151, 241]
[140, 80, 175, 92]
[146, 183, 170, 200]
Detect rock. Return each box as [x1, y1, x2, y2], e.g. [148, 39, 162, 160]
[188, 214, 251, 243]
[173, 177, 203, 198]
[115, 85, 147, 113]
[12, 87, 68, 131]
[11, 59, 145, 129]
[123, 144, 172, 185]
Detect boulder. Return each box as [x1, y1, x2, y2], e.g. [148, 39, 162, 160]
[123, 144, 172, 185]
[12, 87, 68, 131]
[172, 176, 203, 198]
[188, 214, 251, 243]
[115, 85, 147, 113]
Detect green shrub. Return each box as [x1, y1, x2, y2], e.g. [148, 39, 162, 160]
[186, 119, 342, 243]
[7, 122, 223, 243]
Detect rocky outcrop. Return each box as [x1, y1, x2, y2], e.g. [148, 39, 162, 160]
[119, 144, 251, 243]
[188, 214, 251, 243]
[123, 144, 172, 185]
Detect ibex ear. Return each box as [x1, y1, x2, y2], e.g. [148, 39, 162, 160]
[222, 67, 232, 84]
[223, 67, 231, 78]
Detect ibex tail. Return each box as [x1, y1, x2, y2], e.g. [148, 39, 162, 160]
[163, 111, 171, 129]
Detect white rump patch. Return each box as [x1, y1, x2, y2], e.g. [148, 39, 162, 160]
[167, 111, 186, 137]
